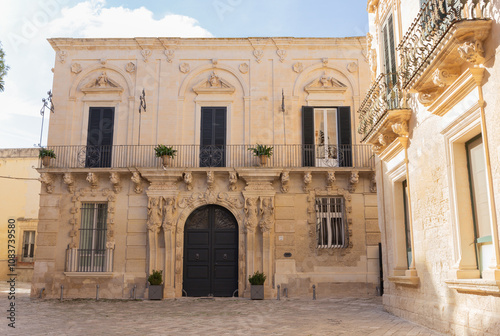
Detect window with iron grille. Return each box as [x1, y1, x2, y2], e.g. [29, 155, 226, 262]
[22, 231, 36, 262]
[315, 197, 348, 248]
[78, 203, 107, 272]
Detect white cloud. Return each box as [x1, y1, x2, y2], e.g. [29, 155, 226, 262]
[0, 0, 212, 148]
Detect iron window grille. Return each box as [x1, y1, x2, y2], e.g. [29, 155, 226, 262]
[78, 203, 108, 272]
[315, 197, 348, 248]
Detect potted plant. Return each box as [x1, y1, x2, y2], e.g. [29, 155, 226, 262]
[39, 148, 56, 167]
[148, 269, 163, 300]
[248, 144, 273, 166]
[248, 271, 266, 300]
[154, 144, 177, 167]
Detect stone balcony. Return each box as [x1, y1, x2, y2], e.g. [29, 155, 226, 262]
[357, 72, 412, 153]
[38, 144, 375, 170]
[398, 0, 493, 109]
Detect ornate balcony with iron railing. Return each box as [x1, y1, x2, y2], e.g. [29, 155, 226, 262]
[39, 144, 375, 170]
[357, 72, 411, 151]
[398, 0, 492, 104]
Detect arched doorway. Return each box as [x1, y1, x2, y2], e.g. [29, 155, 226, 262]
[183, 205, 238, 297]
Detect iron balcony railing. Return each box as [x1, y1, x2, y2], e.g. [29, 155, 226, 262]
[398, 0, 491, 89]
[40, 144, 375, 169]
[66, 248, 113, 272]
[357, 72, 403, 140]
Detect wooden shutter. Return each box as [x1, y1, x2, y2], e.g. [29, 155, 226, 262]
[302, 106, 315, 167]
[200, 107, 226, 167]
[86, 107, 114, 167]
[337, 107, 352, 167]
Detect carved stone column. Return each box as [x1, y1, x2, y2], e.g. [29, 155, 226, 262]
[243, 196, 258, 296]
[259, 196, 275, 298]
[146, 196, 162, 272]
[162, 196, 177, 298]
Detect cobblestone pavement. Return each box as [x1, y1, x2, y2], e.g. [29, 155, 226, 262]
[1, 282, 442, 336]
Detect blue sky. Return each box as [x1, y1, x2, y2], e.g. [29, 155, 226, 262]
[0, 0, 369, 148]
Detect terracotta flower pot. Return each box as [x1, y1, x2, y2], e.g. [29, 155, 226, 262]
[161, 155, 173, 167]
[259, 155, 268, 166]
[42, 156, 51, 167]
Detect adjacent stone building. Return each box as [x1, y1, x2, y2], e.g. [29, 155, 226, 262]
[361, 0, 500, 334]
[32, 37, 380, 299]
[0, 148, 40, 282]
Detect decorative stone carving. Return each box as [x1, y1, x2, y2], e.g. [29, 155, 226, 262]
[183, 172, 193, 191]
[131, 172, 143, 194]
[100, 58, 107, 66]
[125, 62, 136, 73]
[211, 58, 218, 66]
[162, 197, 177, 230]
[109, 172, 121, 193]
[368, 49, 377, 81]
[63, 173, 75, 193]
[179, 62, 190, 73]
[292, 62, 304, 73]
[141, 49, 152, 62]
[228, 171, 238, 191]
[276, 49, 287, 62]
[86, 172, 98, 189]
[281, 171, 290, 193]
[327, 172, 336, 189]
[392, 121, 409, 137]
[207, 171, 215, 191]
[303, 172, 312, 192]
[71, 63, 82, 74]
[304, 72, 348, 94]
[239, 63, 249, 74]
[378, 133, 389, 147]
[244, 197, 259, 233]
[321, 57, 328, 67]
[147, 197, 162, 232]
[457, 40, 484, 64]
[81, 71, 123, 94]
[58, 51, 67, 63]
[39, 173, 54, 194]
[349, 171, 359, 193]
[417, 90, 439, 106]
[259, 197, 274, 233]
[432, 68, 459, 88]
[164, 49, 175, 62]
[370, 173, 377, 193]
[253, 50, 264, 63]
[193, 71, 235, 94]
[347, 62, 358, 73]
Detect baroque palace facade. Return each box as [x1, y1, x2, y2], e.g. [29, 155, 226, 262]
[361, 0, 500, 334]
[32, 37, 381, 299]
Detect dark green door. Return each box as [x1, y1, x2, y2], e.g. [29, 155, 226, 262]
[183, 205, 238, 297]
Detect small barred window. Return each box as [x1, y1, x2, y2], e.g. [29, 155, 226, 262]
[315, 197, 348, 248]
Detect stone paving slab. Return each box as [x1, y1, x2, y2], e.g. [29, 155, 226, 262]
[1, 282, 442, 336]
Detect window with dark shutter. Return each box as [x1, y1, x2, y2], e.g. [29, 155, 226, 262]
[302, 106, 315, 167]
[337, 106, 352, 167]
[86, 107, 114, 168]
[200, 107, 226, 167]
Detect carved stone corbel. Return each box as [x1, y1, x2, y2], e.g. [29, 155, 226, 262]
[417, 90, 439, 106]
[63, 173, 75, 193]
[349, 171, 359, 193]
[131, 172, 143, 194]
[378, 134, 390, 147]
[207, 171, 215, 191]
[109, 172, 121, 193]
[141, 49, 152, 63]
[432, 68, 459, 88]
[86, 172, 98, 189]
[228, 171, 238, 192]
[39, 173, 54, 194]
[253, 50, 264, 63]
[183, 172, 193, 191]
[303, 172, 312, 192]
[391, 121, 409, 137]
[327, 172, 336, 189]
[457, 40, 484, 65]
[281, 171, 290, 193]
[276, 49, 287, 63]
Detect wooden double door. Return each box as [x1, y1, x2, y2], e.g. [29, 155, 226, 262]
[183, 205, 238, 297]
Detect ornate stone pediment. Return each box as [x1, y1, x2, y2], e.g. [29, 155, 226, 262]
[193, 71, 235, 94]
[81, 71, 124, 94]
[304, 72, 348, 94]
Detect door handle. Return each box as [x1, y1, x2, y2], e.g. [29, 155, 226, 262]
[223, 253, 228, 260]
[195, 253, 200, 260]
